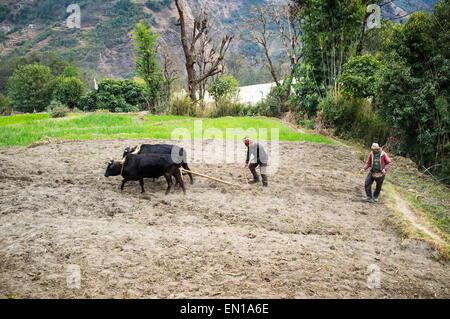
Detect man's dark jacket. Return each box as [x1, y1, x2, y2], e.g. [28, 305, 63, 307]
[246, 142, 268, 164]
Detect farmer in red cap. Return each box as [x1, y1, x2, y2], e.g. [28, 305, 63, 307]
[243, 137, 268, 187]
[360, 143, 392, 202]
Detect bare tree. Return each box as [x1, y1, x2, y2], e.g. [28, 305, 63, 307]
[246, 6, 281, 86]
[246, 0, 303, 112]
[271, 1, 302, 77]
[157, 44, 178, 110]
[271, 1, 303, 109]
[174, 0, 233, 102]
[195, 24, 226, 100]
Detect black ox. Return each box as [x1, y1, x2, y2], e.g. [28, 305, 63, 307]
[123, 144, 193, 184]
[104, 153, 186, 195]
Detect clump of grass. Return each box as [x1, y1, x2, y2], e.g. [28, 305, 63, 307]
[170, 92, 194, 116]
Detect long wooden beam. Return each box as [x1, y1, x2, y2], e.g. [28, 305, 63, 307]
[180, 168, 243, 189]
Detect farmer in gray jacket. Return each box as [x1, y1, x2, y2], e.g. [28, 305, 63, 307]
[243, 137, 268, 187]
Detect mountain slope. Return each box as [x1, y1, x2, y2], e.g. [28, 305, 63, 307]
[0, 0, 439, 84]
[0, 0, 266, 80]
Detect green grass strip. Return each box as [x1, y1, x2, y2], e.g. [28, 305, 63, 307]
[0, 113, 50, 126]
[0, 113, 335, 146]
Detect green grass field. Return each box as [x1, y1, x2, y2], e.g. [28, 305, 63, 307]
[0, 113, 334, 146]
[0, 113, 50, 126]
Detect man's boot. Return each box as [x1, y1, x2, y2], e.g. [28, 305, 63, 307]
[261, 174, 268, 187]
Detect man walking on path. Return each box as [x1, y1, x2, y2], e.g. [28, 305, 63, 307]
[243, 137, 268, 187]
[360, 143, 392, 202]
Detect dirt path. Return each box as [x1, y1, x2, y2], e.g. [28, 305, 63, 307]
[0, 139, 448, 298]
[390, 192, 446, 247]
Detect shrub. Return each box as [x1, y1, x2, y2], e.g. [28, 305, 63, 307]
[242, 103, 260, 116]
[210, 96, 245, 118]
[50, 104, 70, 118]
[189, 99, 211, 117]
[79, 79, 146, 112]
[320, 93, 390, 146]
[0, 5, 10, 23]
[146, 0, 162, 11]
[240, 85, 283, 118]
[299, 118, 316, 130]
[46, 99, 60, 112]
[263, 86, 283, 117]
[170, 91, 194, 116]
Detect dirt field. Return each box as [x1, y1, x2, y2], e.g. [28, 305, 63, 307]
[0, 139, 448, 298]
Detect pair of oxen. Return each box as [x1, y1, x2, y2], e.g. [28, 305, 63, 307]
[104, 144, 193, 195]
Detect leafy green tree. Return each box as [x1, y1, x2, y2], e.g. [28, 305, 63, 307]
[40, 52, 69, 77]
[375, 3, 449, 181]
[361, 19, 396, 57]
[207, 75, 239, 101]
[0, 52, 69, 95]
[292, 0, 365, 118]
[133, 20, 162, 111]
[338, 55, 381, 98]
[292, 63, 325, 118]
[53, 77, 84, 108]
[61, 64, 81, 78]
[7, 63, 53, 112]
[0, 53, 41, 95]
[294, 0, 365, 93]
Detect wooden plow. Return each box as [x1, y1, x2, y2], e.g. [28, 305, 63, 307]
[180, 168, 247, 190]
